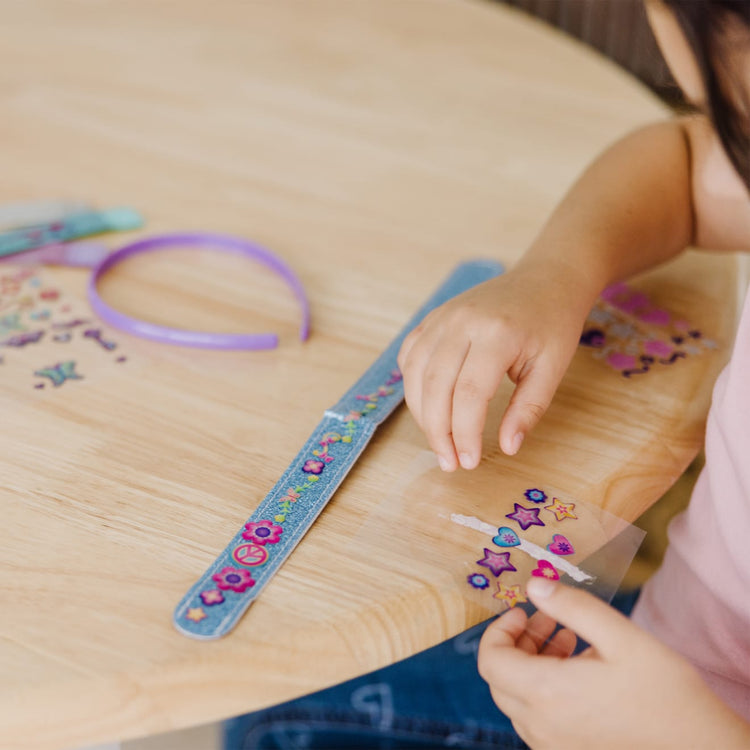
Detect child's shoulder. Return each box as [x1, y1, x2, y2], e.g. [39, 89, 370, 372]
[681, 114, 750, 253]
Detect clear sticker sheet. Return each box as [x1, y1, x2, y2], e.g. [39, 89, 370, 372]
[358, 452, 645, 616]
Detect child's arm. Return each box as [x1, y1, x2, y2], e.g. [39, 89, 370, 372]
[518, 118, 694, 298]
[397, 115, 749, 471]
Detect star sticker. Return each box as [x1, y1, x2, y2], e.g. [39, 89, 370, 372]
[505, 503, 545, 531]
[544, 497, 578, 522]
[493, 583, 527, 608]
[476, 548, 517, 577]
[186, 607, 207, 623]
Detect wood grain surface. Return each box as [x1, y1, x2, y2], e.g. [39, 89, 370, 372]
[0, 1, 739, 748]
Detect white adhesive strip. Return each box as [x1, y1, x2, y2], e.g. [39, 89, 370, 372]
[449, 513, 594, 583]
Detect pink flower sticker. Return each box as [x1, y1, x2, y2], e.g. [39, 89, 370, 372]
[212, 566, 255, 593]
[242, 519, 283, 545]
[302, 459, 324, 474]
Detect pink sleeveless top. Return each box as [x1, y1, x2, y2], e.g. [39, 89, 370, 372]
[632, 289, 750, 721]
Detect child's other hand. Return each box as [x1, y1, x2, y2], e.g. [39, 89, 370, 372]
[397, 261, 593, 470]
[477, 579, 750, 750]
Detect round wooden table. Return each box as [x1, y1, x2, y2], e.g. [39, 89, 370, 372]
[0, 1, 738, 748]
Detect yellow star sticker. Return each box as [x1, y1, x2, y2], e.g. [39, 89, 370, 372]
[544, 497, 578, 522]
[493, 583, 527, 608]
[186, 607, 207, 623]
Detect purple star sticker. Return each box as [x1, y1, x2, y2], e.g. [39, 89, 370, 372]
[505, 503, 545, 531]
[476, 548, 517, 577]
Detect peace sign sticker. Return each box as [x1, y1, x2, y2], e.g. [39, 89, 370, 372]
[232, 543, 269, 567]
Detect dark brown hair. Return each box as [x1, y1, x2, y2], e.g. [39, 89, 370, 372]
[662, 0, 750, 190]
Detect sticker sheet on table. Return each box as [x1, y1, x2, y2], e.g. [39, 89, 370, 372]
[580, 281, 718, 378]
[357, 452, 645, 615]
[0, 266, 127, 389]
[461, 486, 590, 610]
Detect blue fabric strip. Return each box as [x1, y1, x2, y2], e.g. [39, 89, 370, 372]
[174, 259, 504, 639]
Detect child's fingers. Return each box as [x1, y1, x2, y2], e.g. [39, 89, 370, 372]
[541, 626, 577, 658]
[484, 606, 528, 646]
[498, 354, 562, 455]
[515, 610, 559, 655]
[419, 337, 470, 471]
[450, 344, 512, 470]
[526, 579, 639, 660]
[478, 612, 548, 698]
[487, 685, 527, 717]
[398, 326, 437, 430]
[397, 323, 422, 371]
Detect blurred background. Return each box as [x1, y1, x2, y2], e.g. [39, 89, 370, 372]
[500, 0, 680, 102]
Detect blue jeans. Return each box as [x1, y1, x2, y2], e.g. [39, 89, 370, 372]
[224, 589, 640, 749]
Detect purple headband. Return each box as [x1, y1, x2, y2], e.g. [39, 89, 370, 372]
[87, 232, 310, 350]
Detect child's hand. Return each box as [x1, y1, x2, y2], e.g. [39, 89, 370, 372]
[477, 579, 750, 750]
[397, 261, 594, 470]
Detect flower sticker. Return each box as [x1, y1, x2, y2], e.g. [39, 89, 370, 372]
[524, 488, 548, 504]
[467, 573, 490, 590]
[302, 459, 324, 475]
[200, 589, 225, 606]
[212, 566, 255, 593]
[242, 520, 283, 545]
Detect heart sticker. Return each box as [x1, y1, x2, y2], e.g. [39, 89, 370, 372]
[493, 526, 521, 547]
[531, 559, 560, 580]
[547, 534, 574, 555]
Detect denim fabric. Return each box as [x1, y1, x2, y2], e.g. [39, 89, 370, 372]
[174, 260, 504, 640]
[224, 589, 641, 749]
[327, 260, 505, 424]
